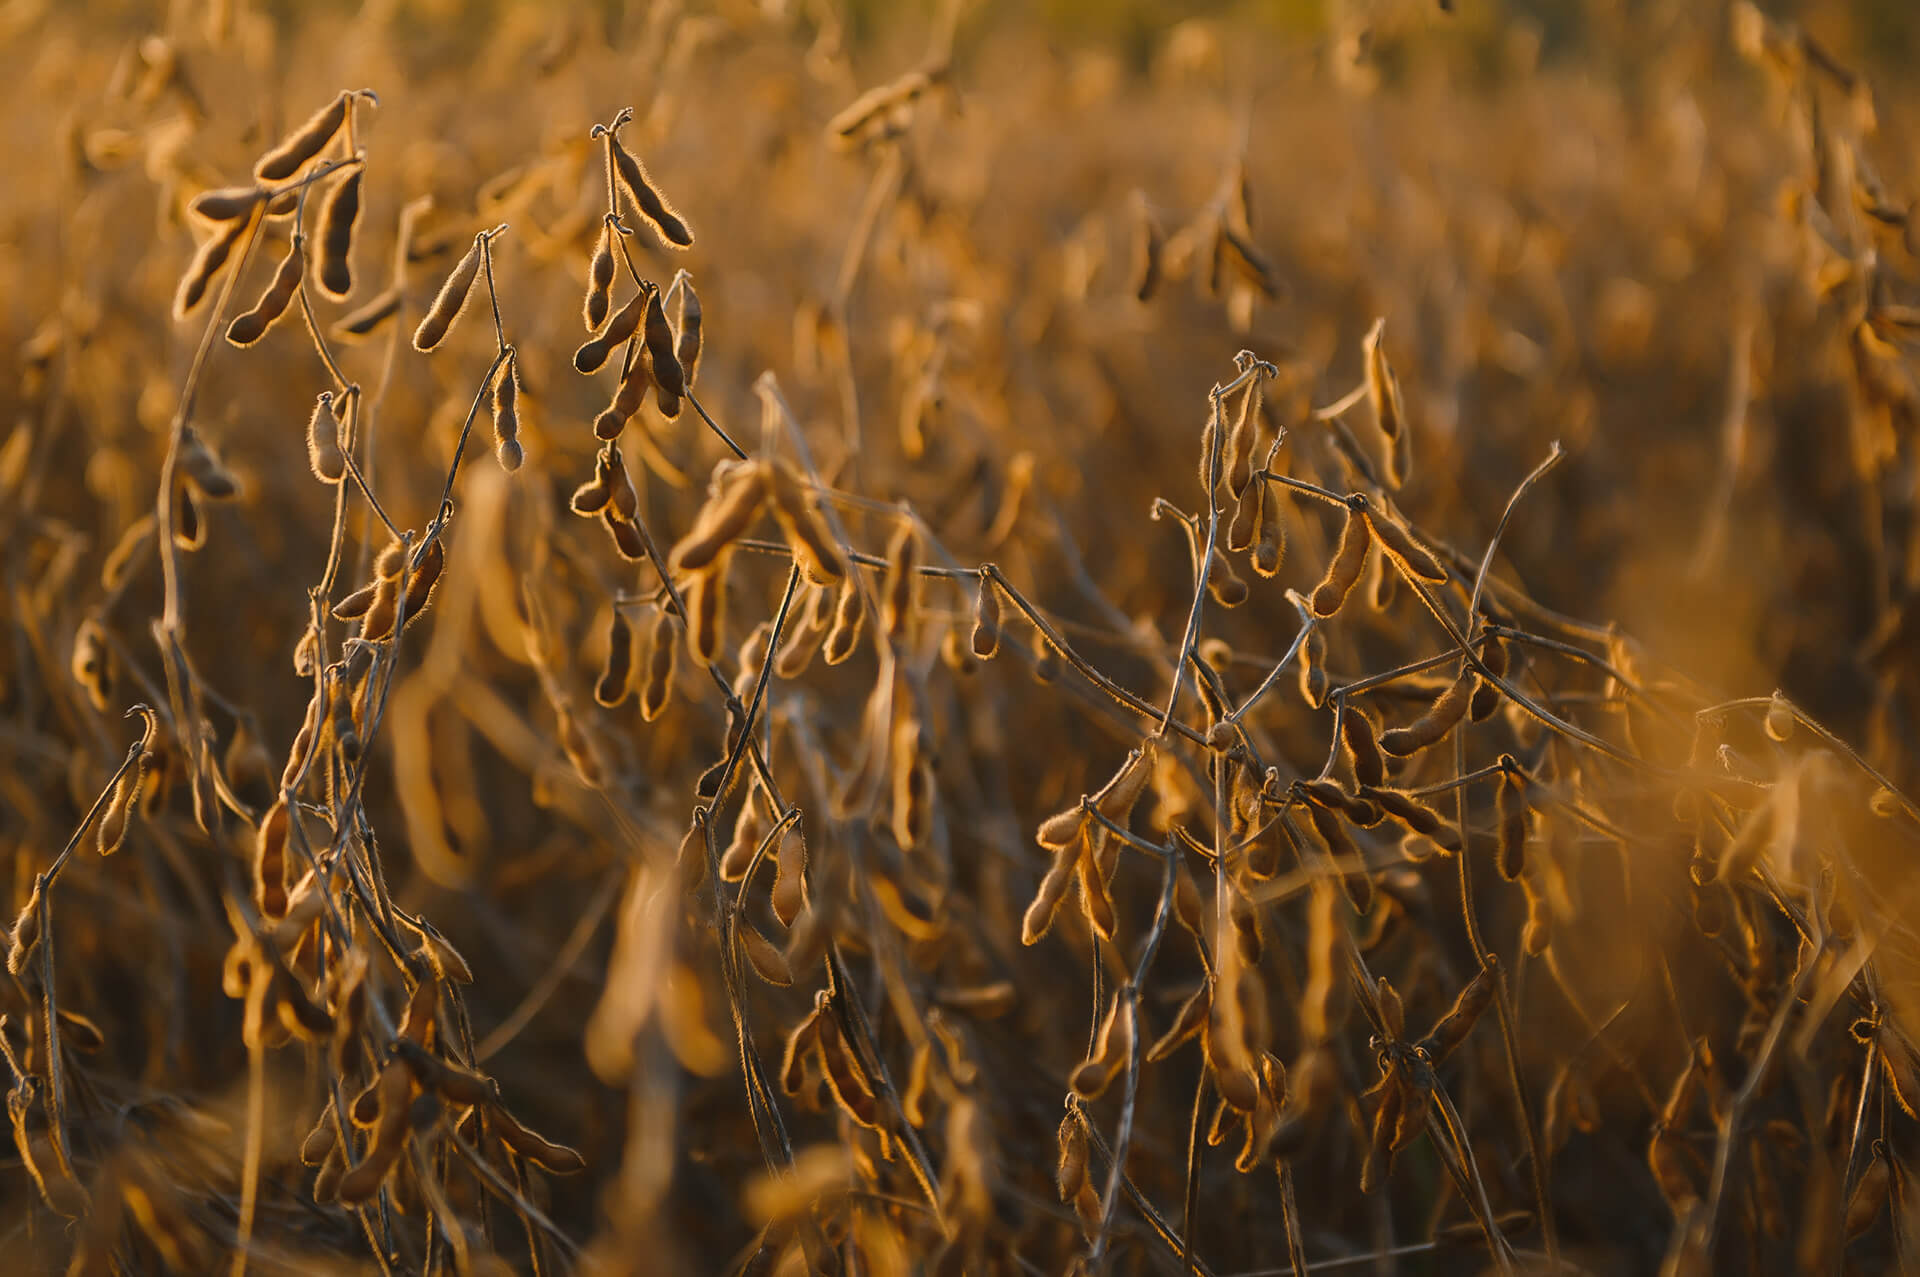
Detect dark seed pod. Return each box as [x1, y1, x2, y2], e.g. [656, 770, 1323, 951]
[1251, 487, 1285, 577]
[1418, 965, 1495, 1063]
[1496, 757, 1528, 881]
[685, 556, 729, 666]
[642, 285, 685, 405]
[413, 237, 482, 352]
[611, 136, 694, 249]
[1341, 705, 1385, 787]
[1361, 1077, 1404, 1194]
[605, 447, 639, 521]
[398, 540, 445, 629]
[1227, 479, 1263, 552]
[1470, 636, 1507, 722]
[574, 287, 648, 374]
[1224, 381, 1261, 497]
[595, 609, 634, 707]
[1298, 624, 1329, 708]
[882, 521, 921, 637]
[640, 608, 679, 722]
[191, 184, 267, 222]
[1362, 786, 1462, 852]
[1208, 549, 1248, 607]
[583, 223, 615, 330]
[314, 169, 361, 300]
[227, 236, 304, 346]
[332, 582, 377, 620]
[570, 474, 611, 516]
[1363, 318, 1404, 442]
[1364, 507, 1446, 582]
[254, 91, 349, 181]
[1380, 671, 1473, 756]
[173, 215, 251, 320]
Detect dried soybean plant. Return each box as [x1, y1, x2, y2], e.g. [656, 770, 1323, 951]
[6, 2, 1920, 1276]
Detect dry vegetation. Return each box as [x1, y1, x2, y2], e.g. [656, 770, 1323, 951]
[7, 0, 1920, 1273]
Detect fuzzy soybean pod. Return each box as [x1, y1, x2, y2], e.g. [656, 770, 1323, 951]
[1496, 756, 1529, 881]
[314, 168, 361, 300]
[191, 184, 267, 222]
[173, 215, 251, 320]
[583, 222, 616, 330]
[671, 463, 767, 573]
[1418, 964, 1495, 1063]
[675, 280, 703, 388]
[574, 286, 649, 374]
[881, 520, 921, 637]
[639, 608, 679, 723]
[304, 393, 345, 484]
[594, 608, 635, 707]
[254, 91, 349, 181]
[1311, 501, 1373, 618]
[1341, 705, 1386, 788]
[226, 236, 303, 346]
[642, 285, 686, 403]
[1380, 670, 1473, 756]
[490, 353, 522, 471]
[766, 463, 846, 586]
[412, 237, 482, 352]
[1364, 506, 1447, 583]
[611, 136, 694, 249]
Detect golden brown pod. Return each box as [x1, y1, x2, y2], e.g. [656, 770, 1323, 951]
[1364, 506, 1447, 583]
[594, 608, 634, 707]
[413, 237, 482, 352]
[490, 353, 522, 471]
[1379, 671, 1473, 756]
[766, 464, 846, 586]
[642, 285, 686, 403]
[670, 464, 766, 574]
[1341, 705, 1386, 788]
[190, 185, 267, 222]
[1418, 965, 1495, 1063]
[314, 168, 361, 300]
[675, 279, 703, 388]
[882, 520, 921, 637]
[1310, 502, 1373, 618]
[254, 91, 349, 181]
[173, 215, 251, 320]
[574, 286, 648, 374]
[226, 236, 303, 346]
[640, 608, 680, 722]
[583, 222, 616, 330]
[1363, 318, 1405, 444]
[611, 137, 694, 249]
